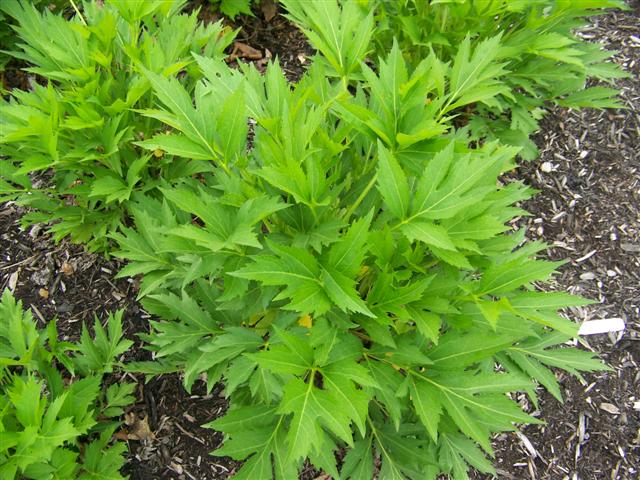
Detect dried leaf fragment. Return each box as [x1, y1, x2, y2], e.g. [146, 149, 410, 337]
[227, 42, 263, 63]
[61, 261, 74, 276]
[125, 412, 156, 441]
[261, 0, 277, 21]
[8, 271, 18, 292]
[599, 402, 620, 415]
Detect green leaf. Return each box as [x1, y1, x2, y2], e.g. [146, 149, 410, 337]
[558, 86, 625, 109]
[374, 422, 434, 479]
[377, 141, 409, 219]
[478, 259, 564, 295]
[321, 266, 375, 317]
[441, 433, 496, 478]
[218, 83, 247, 160]
[327, 210, 372, 277]
[8, 375, 46, 428]
[507, 351, 563, 402]
[512, 336, 609, 376]
[74, 311, 133, 375]
[509, 291, 590, 336]
[475, 297, 513, 330]
[58, 376, 101, 431]
[401, 221, 457, 251]
[143, 71, 218, 159]
[439, 390, 492, 453]
[253, 329, 313, 376]
[80, 426, 127, 480]
[136, 134, 213, 160]
[322, 361, 372, 436]
[220, 0, 253, 18]
[103, 383, 136, 418]
[366, 359, 404, 429]
[278, 377, 353, 461]
[429, 330, 523, 369]
[232, 243, 332, 316]
[341, 437, 373, 480]
[89, 176, 129, 203]
[407, 377, 442, 441]
[407, 306, 441, 344]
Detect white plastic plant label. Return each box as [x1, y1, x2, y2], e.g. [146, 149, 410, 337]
[578, 318, 625, 335]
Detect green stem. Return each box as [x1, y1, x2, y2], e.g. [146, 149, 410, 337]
[70, 0, 87, 26]
[344, 172, 378, 220]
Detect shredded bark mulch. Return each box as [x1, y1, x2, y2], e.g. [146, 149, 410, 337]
[0, 2, 638, 480]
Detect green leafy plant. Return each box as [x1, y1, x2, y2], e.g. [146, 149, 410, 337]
[283, 0, 374, 83]
[209, 0, 254, 18]
[0, 0, 235, 251]
[113, 37, 611, 478]
[2, 0, 621, 477]
[0, 289, 135, 479]
[0, 0, 68, 73]
[286, 0, 628, 159]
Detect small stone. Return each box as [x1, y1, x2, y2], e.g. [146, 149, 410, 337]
[29, 224, 43, 238]
[580, 272, 596, 281]
[620, 243, 640, 253]
[610, 232, 617, 241]
[540, 161, 554, 173]
[599, 402, 620, 415]
[606, 270, 618, 277]
[56, 303, 73, 314]
[31, 267, 52, 286]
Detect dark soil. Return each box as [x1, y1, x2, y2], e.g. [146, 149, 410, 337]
[233, 3, 315, 82]
[1, 2, 638, 480]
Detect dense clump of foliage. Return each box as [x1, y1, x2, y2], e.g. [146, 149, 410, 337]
[0, 0, 70, 73]
[0, 290, 134, 479]
[286, 0, 628, 159]
[0, 0, 235, 251]
[0, 0, 626, 478]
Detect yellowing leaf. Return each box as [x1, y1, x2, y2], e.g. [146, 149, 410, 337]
[298, 314, 313, 329]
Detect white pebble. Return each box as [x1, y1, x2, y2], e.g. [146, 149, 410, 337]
[540, 162, 554, 173]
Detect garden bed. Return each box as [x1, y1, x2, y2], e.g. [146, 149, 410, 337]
[1, 2, 638, 479]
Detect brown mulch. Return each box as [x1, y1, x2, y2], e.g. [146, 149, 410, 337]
[232, 3, 314, 82]
[1, 2, 638, 480]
